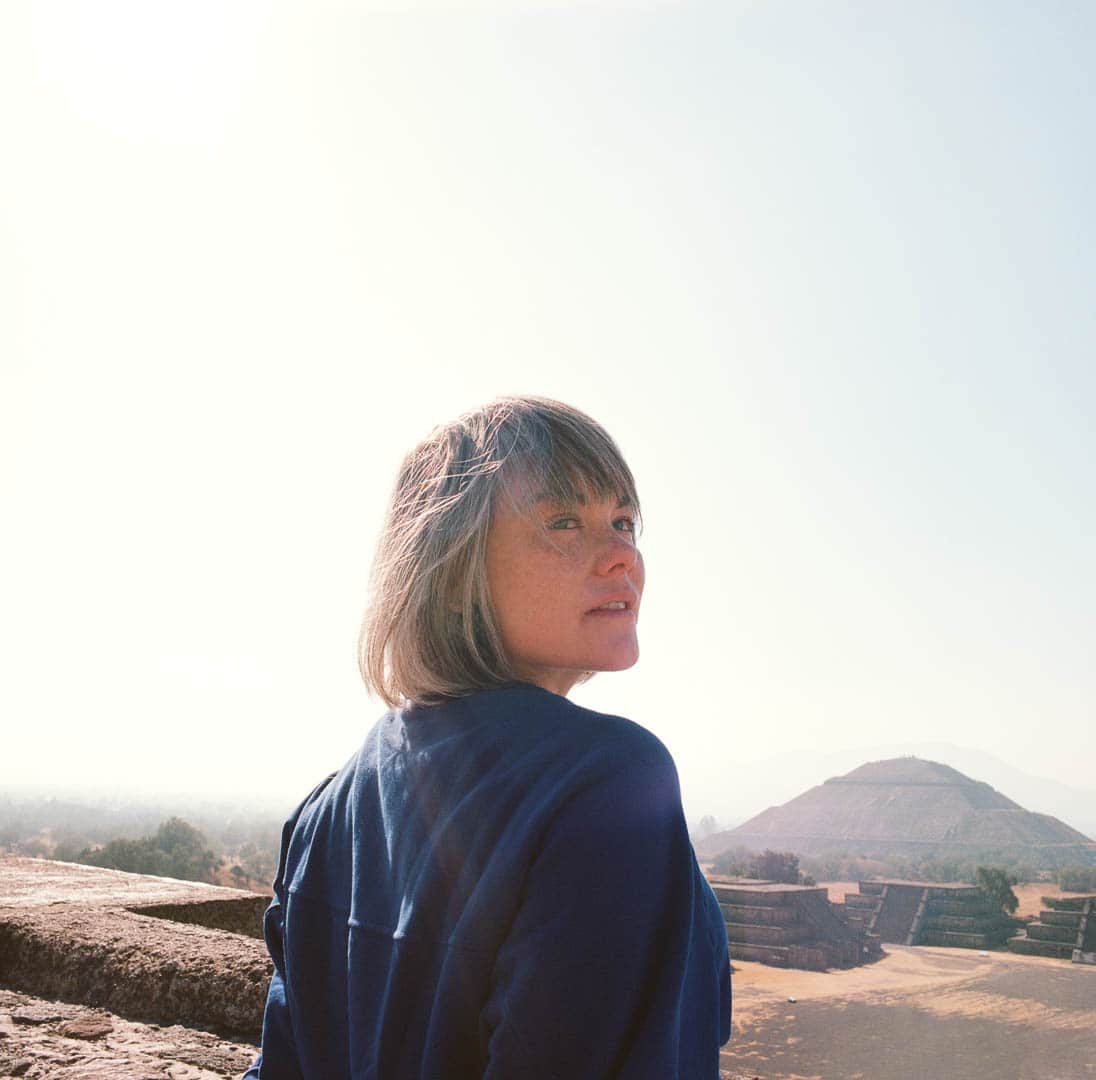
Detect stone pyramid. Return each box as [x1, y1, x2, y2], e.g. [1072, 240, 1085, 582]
[701, 756, 1095, 863]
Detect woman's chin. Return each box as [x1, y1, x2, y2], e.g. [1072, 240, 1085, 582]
[594, 642, 640, 674]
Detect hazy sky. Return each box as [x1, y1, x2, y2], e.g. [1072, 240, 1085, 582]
[3, 1, 1093, 818]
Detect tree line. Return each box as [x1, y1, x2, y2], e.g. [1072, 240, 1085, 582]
[706, 843, 1096, 894]
[78, 817, 218, 882]
[705, 842, 1096, 912]
[1, 796, 280, 888]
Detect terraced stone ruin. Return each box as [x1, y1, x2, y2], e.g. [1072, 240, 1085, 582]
[1010, 894, 1096, 963]
[708, 878, 882, 971]
[842, 880, 1013, 949]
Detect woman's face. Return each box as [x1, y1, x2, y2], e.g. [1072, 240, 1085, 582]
[484, 486, 644, 697]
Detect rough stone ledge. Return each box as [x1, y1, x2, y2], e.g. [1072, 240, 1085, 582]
[128, 897, 268, 940]
[0, 857, 259, 911]
[0, 855, 273, 1041]
[0, 907, 271, 1041]
[0, 986, 258, 1079]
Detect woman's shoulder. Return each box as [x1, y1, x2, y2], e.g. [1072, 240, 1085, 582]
[457, 683, 676, 774]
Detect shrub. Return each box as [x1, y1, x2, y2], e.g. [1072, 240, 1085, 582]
[1058, 865, 1096, 893]
[78, 817, 217, 884]
[750, 850, 801, 885]
[976, 866, 1019, 914]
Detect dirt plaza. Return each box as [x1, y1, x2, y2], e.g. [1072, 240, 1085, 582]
[720, 943, 1096, 1080]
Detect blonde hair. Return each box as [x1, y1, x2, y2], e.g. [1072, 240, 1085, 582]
[360, 396, 640, 707]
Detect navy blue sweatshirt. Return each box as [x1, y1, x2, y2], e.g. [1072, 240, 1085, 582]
[245, 684, 731, 1079]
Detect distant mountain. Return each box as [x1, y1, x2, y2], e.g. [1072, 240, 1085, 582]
[696, 756, 1096, 866]
[692, 741, 1096, 841]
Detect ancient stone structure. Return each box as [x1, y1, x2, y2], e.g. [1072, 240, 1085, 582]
[0, 854, 271, 1048]
[0, 986, 258, 1079]
[842, 880, 1013, 949]
[708, 878, 881, 971]
[699, 757, 1096, 866]
[1010, 894, 1096, 963]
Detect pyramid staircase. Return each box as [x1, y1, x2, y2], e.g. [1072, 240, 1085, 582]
[843, 881, 1012, 949]
[708, 879, 880, 971]
[1009, 894, 1096, 963]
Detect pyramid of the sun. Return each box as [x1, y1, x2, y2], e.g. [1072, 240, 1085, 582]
[704, 757, 1096, 864]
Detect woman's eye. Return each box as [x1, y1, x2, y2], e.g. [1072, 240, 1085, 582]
[613, 516, 637, 534]
[548, 517, 581, 531]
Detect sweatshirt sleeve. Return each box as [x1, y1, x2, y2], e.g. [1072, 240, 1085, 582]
[242, 894, 303, 1080]
[480, 734, 731, 1079]
[243, 776, 335, 1080]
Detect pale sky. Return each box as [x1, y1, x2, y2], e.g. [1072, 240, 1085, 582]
[2, 1, 1093, 819]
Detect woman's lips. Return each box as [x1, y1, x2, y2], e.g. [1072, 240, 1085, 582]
[585, 599, 638, 617]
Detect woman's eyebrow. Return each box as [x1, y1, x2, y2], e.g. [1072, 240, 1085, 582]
[534, 493, 584, 507]
[533, 492, 634, 509]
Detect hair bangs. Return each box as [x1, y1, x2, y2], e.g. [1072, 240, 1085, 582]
[495, 407, 640, 526]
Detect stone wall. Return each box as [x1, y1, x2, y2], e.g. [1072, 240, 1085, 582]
[1010, 894, 1096, 962]
[0, 986, 259, 1079]
[0, 856, 272, 1042]
[844, 880, 1013, 949]
[709, 879, 880, 971]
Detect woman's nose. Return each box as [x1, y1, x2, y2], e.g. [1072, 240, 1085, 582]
[594, 531, 638, 576]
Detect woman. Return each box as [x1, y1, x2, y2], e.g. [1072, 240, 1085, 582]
[245, 397, 731, 1079]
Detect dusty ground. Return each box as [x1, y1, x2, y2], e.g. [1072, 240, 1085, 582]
[0, 988, 258, 1079]
[720, 943, 1096, 1080]
[818, 881, 860, 905]
[1012, 882, 1078, 919]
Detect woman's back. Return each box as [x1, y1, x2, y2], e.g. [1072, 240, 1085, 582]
[248, 684, 730, 1079]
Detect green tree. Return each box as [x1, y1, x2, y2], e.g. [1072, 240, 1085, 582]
[709, 845, 752, 878]
[78, 818, 216, 884]
[750, 850, 801, 885]
[976, 865, 1019, 914]
[80, 836, 170, 876]
[238, 841, 277, 888]
[155, 817, 217, 882]
[1058, 865, 1096, 892]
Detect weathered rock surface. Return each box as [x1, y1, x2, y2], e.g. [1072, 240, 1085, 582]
[0, 857, 271, 1041]
[0, 858, 259, 912]
[0, 988, 257, 1079]
[0, 907, 271, 1040]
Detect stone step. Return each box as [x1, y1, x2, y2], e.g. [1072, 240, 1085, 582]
[923, 886, 984, 900]
[1008, 936, 1075, 960]
[724, 922, 814, 946]
[1026, 923, 1078, 945]
[729, 942, 790, 967]
[0, 906, 269, 1039]
[728, 934, 858, 972]
[928, 899, 997, 917]
[918, 930, 998, 949]
[1043, 895, 1096, 912]
[719, 903, 798, 925]
[844, 894, 880, 910]
[710, 885, 793, 906]
[923, 915, 1002, 932]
